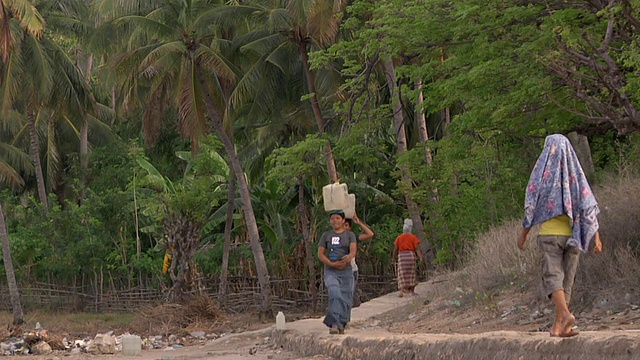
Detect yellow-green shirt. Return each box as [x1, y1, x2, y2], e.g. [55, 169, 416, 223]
[539, 214, 572, 236]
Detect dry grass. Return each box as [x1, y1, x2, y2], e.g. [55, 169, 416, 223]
[0, 311, 135, 341]
[130, 295, 227, 336]
[574, 175, 640, 309]
[460, 219, 539, 292]
[459, 175, 640, 312]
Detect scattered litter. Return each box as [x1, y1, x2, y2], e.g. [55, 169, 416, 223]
[190, 331, 206, 339]
[501, 306, 517, 318]
[0, 321, 224, 356]
[531, 310, 544, 319]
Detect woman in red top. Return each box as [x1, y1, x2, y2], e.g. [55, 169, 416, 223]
[393, 219, 424, 297]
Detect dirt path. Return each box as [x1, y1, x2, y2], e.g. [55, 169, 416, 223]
[25, 329, 333, 360]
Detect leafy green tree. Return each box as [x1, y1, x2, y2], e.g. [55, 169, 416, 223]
[543, 1, 640, 134]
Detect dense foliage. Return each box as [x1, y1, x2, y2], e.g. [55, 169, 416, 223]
[0, 0, 639, 313]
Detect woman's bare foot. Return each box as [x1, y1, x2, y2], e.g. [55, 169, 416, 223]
[550, 314, 578, 337]
[398, 291, 404, 298]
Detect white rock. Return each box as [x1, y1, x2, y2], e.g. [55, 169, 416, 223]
[87, 333, 116, 354]
[30, 341, 52, 355]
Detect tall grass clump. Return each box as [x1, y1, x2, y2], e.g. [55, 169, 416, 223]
[460, 220, 539, 292]
[573, 175, 640, 308]
[461, 175, 640, 309]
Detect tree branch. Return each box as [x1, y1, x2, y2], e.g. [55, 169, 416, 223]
[547, 93, 609, 124]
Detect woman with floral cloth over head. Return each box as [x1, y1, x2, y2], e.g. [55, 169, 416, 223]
[518, 134, 603, 338]
[318, 210, 357, 334]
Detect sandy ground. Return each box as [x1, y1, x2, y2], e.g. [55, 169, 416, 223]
[22, 330, 334, 360]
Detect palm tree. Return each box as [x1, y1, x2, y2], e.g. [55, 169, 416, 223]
[3, 31, 104, 209]
[218, 171, 235, 307]
[288, 0, 346, 182]
[0, 141, 34, 325]
[231, 0, 346, 182]
[0, 0, 44, 61]
[0, 0, 47, 208]
[110, 0, 274, 314]
[0, 0, 106, 210]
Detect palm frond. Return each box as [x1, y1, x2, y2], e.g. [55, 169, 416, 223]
[22, 35, 54, 101]
[229, 52, 266, 110]
[266, 8, 290, 32]
[47, 38, 94, 115]
[0, 51, 24, 115]
[140, 41, 186, 77]
[0, 160, 23, 190]
[92, 102, 116, 125]
[193, 4, 263, 29]
[10, 0, 45, 39]
[0, 109, 24, 135]
[86, 113, 113, 147]
[91, 0, 165, 24]
[0, 141, 33, 177]
[177, 59, 207, 143]
[284, 0, 311, 28]
[239, 32, 282, 57]
[142, 76, 169, 146]
[196, 44, 238, 83]
[264, 41, 294, 73]
[86, 22, 120, 56]
[232, 29, 270, 52]
[46, 14, 91, 38]
[45, 112, 60, 191]
[59, 115, 80, 138]
[307, 0, 345, 47]
[113, 15, 176, 39]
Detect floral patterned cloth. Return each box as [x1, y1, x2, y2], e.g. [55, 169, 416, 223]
[523, 134, 599, 253]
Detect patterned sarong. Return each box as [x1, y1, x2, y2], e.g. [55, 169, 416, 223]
[397, 251, 416, 290]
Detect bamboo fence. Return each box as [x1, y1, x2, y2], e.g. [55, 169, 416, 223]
[0, 274, 396, 313]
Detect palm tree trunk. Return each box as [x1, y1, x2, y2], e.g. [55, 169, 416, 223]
[441, 106, 458, 192]
[415, 80, 433, 165]
[299, 40, 338, 183]
[110, 86, 118, 127]
[79, 54, 93, 204]
[384, 60, 433, 266]
[218, 172, 235, 308]
[297, 176, 317, 312]
[195, 63, 273, 315]
[0, 203, 24, 325]
[28, 112, 48, 210]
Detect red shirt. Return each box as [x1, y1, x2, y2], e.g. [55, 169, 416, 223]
[394, 233, 420, 251]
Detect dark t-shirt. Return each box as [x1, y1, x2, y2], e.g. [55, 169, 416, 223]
[319, 230, 356, 269]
